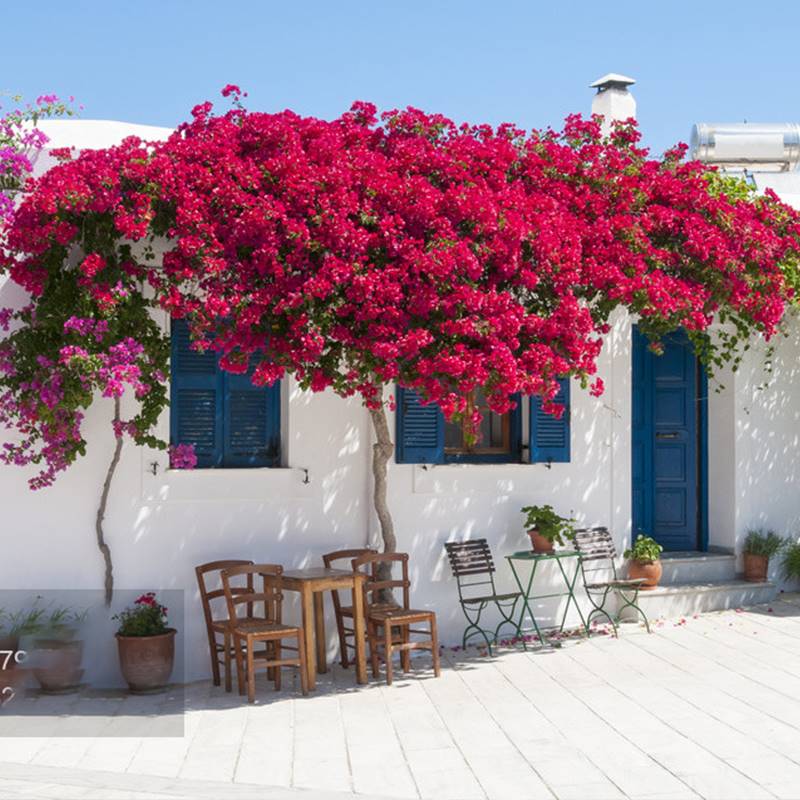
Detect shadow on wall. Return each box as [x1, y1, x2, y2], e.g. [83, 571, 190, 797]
[736, 314, 800, 583]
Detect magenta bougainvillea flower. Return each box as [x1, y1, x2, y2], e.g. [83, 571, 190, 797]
[1, 89, 799, 488]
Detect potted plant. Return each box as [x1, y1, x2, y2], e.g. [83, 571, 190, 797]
[742, 529, 785, 582]
[113, 592, 176, 693]
[521, 505, 576, 553]
[31, 607, 87, 693]
[781, 539, 800, 583]
[0, 604, 47, 653]
[624, 534, 664, 590]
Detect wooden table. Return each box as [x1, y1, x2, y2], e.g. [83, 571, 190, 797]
[279, 567, 367, 690]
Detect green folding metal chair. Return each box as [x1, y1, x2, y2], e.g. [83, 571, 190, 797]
[444, 539, 521, 654]
[573, 527, 651, 635]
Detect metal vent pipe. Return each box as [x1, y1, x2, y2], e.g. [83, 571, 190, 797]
[691, 123, 800, 171]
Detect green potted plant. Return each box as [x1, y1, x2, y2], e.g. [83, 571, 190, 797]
[113, 592, 176, 693]
[31, 606, 88, 693]
[780, 539, 800, 584]
[0, 604, 47, 653]
[624, 534, 664, 590]
[742, 529, 785, 582]
[520, 505, 576, 553]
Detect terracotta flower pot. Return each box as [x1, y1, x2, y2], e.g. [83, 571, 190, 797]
[528, 529, 554, 553]
[116, 629, 176, 693]
[743, 553, 769, 583]
[33, 638, 84, 693]
[628, 559, 662, 590]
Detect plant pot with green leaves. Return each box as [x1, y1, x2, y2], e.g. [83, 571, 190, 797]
[32, 607, 88, 693]
[742, 529, 785, 582]
[624, 534, 664, 590]
[521, 505, 576, 553]
[114, 593, 175, 693]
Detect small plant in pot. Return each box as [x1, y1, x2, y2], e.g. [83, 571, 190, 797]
[742, 529, 785, 582]
[781, 539, 800, 584]
[114, 593, 176, 693]
[31, 607, 88, 693]
[624, 534, 664, 590]
[0, 604, 47, 653]
[521, 505, 576, 553]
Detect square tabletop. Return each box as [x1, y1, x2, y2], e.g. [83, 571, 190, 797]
[506, 550, 580, 561]
[280, 567, 357, 581]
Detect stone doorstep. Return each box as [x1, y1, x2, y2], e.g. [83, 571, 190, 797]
[618, 579, 778, 621]
[658, 551, 737, 584]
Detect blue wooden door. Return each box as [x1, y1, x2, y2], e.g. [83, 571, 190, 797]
[632, 328, 701, 551]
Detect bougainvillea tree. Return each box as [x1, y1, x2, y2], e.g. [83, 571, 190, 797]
[1, 87, 799, 598]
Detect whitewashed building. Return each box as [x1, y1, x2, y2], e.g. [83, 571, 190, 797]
[1, 77, 799, 685]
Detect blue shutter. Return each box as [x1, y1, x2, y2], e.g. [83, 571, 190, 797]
[223, 368, 280, 467]
[530, 378, 571, 463]
[170, 319, 223, 467]
[395, 386, 444, 464]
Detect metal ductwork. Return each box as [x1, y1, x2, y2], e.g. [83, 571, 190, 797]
[691, 123, 800, 172]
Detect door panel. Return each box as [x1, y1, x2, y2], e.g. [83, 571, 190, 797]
[632, 328, 700, 551]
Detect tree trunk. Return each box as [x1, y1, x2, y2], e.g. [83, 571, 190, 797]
[96, 398, 122, 606]
[369, 405, 397, 554]
[369, 405, 398, 605]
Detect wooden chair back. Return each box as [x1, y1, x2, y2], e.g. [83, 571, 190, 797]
[351, 552, 410, 611]
[573, 527, 619, 580]
[322, 548, 377, 615]
[443, 539, 499, 601]
[195, 559, 255, 630]
[220, 563, 284, 625]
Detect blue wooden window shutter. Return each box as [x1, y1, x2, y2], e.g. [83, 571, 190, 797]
[171, 319, 280, 468]
[223, 369, 280, 467]
[529, 378, 571, 463]
[395, 386, 444, 464]
[170, 319, 223, 467]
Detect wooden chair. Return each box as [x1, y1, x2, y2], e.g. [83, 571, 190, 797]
[195, 559, 254, 689]
[351, 552, 441, 686]
[443, 539, 521, 655]
[221, 564, 309, 702]
[322, 547, 377, 668]
[573, 527, 650, 635]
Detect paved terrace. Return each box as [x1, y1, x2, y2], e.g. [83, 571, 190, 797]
[2, 595, 800, 800]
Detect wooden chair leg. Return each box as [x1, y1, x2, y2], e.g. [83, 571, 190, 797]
[297, 633, 309, 696]
[274, 639, 282, 692]
[234, 636, 246, 696]
[369, 621, 380, 678]
[246, 635, 256, 703]
[430, 614, 441, 678]
[401, 625, 411, 673]
[384, 621, 393, 686]
[224, 631, 232, 692]
[210, 635, 221, 687]
[336, 614, 350, 669]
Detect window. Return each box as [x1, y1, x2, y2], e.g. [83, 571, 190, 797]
[396, 379, 570, 465]
[444, 388, 522, 463]
[170, 319, 281, 468]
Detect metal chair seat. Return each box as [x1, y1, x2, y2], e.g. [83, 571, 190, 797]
[462, 591, 522, 605]
[585, 578, 646, 590]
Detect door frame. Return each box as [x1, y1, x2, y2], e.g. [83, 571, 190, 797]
[631, 327, 709, 552]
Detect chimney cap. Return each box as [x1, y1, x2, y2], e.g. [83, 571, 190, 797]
[590, 73, 636, 92]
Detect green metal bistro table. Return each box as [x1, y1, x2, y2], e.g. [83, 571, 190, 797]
[505, 550, 589, 648]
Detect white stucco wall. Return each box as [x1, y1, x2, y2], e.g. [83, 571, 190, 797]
[1, 120, 798, 686]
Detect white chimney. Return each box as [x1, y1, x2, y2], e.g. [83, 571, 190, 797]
[590, 73, 636, 136]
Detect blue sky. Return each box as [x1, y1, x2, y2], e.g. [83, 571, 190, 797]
[5, 1, 800, 155]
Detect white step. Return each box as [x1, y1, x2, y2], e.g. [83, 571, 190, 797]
[658, 551, 736, 584]
[618, 580, 777, 622]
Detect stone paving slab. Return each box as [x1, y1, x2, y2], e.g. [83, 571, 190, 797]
[1, 595, 800, 799]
